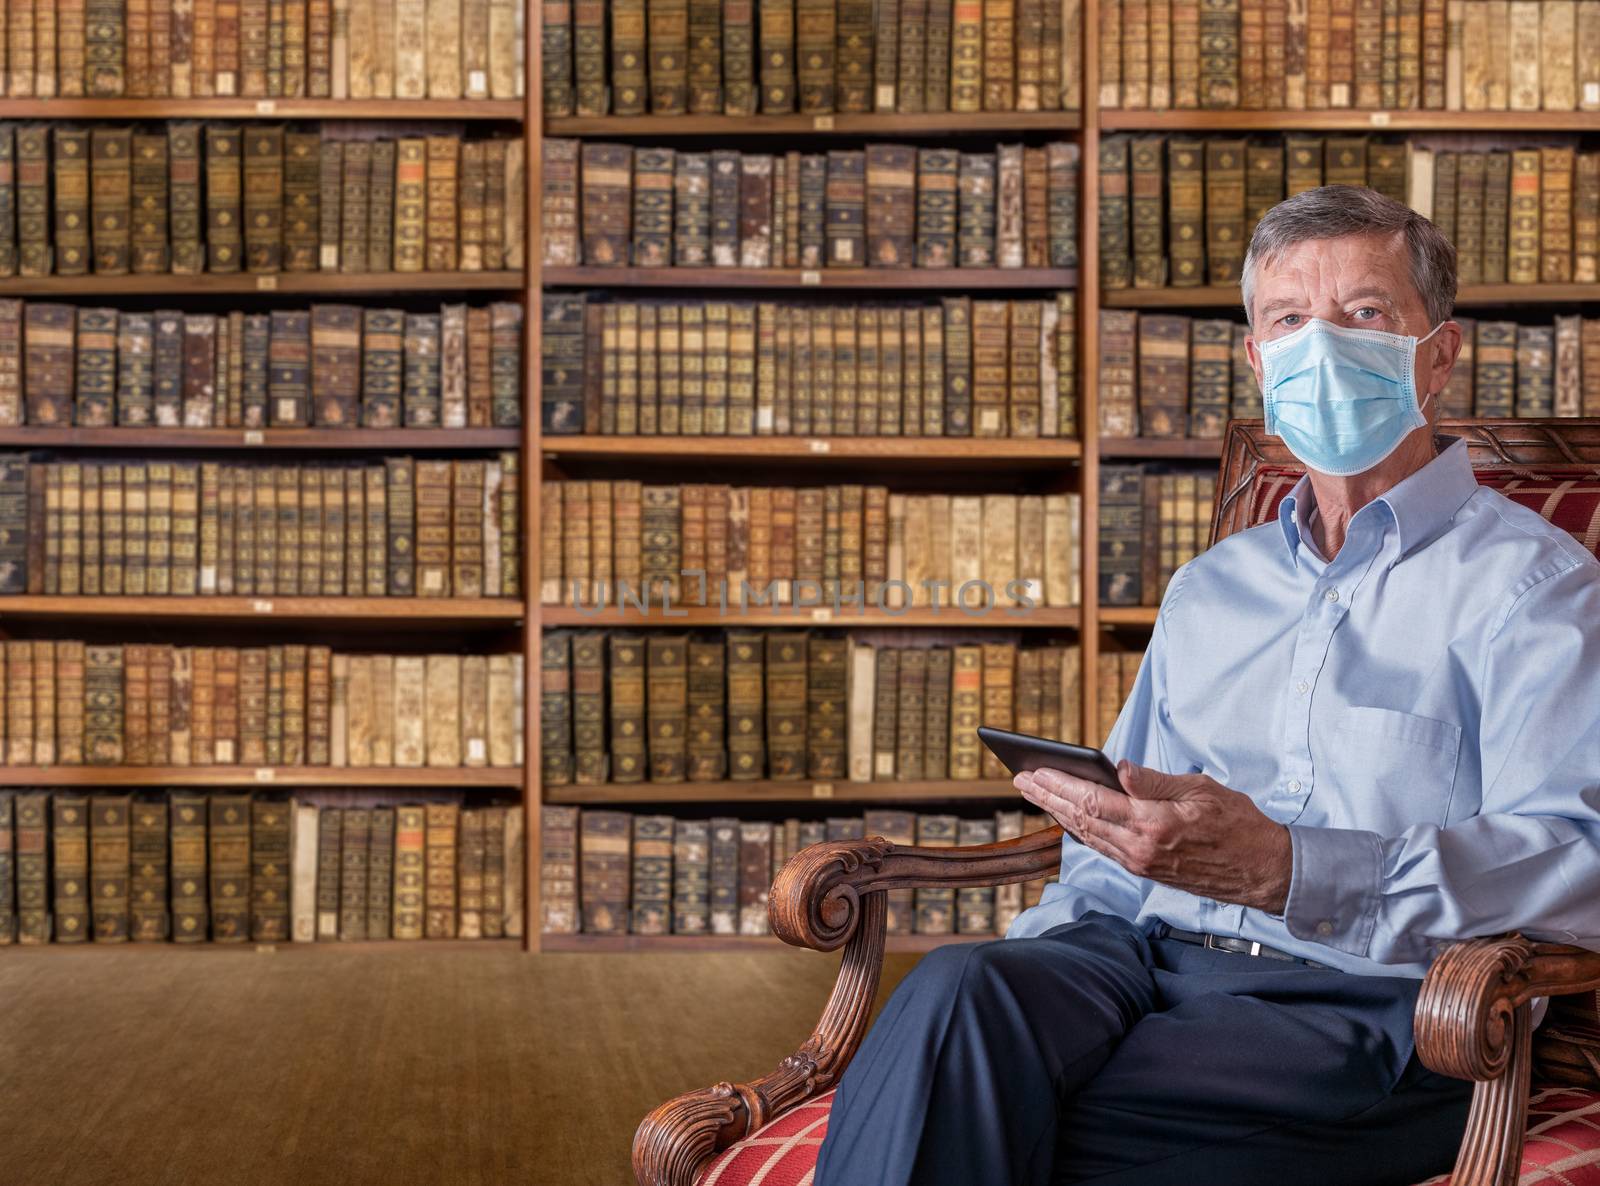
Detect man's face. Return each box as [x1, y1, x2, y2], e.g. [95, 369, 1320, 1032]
[1244, 231, 1460, 421]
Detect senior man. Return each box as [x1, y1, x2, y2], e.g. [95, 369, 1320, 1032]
[812, 185, 1600, 1186]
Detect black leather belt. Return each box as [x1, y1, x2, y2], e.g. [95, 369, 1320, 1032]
[1153, 922, 1332, 970]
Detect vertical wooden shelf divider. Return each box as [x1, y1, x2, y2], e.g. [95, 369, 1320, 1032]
[1078, 0, 1104, 747]
[525, 0, 548, 952]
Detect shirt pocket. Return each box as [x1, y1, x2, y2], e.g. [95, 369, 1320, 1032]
[1324, 705, 1463, 834]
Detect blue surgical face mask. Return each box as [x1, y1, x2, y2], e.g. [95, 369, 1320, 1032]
[1258, 318, 1445, 477]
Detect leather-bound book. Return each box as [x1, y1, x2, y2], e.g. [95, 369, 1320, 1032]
[180, 313, 216, 427]
[1239, 0, 1264, 105]
[629, 146, 674, 268]
[578, 142, 630, 268]
[419, 652, 459, 767]
[1245, 142, 1284, 247]
[1451, 150, 1486, 284]
[847, 642, 876, 780]
[795, 0, 834, 110]
[70, 306, 116, 428]
[0, 302, 23, 427]
[423, 801, 458, 938]
[207, 793, 251, 942]
[979, 642, 1016, 778]
[358, 806, 390, 940]
[738, 155, 775, 269]
[1505, 149, 1538, 285]
[391, 804, 426, 938]
[700, 816, 737, 933]
[202, 125, 244, 272]
[1099, 464, 1143, 606]
[1366, 141, 1404, 204]
[422, 135, 459, 271]
[23, 303, 72, 426]
[535, 804, 578, 936]
[1204, 139, 1246, 283]
[89, 793, 132, 941]
[670, 153, 711, 266]
[642, 633, 687, 782]
[831, 0, 872, 110]
[865, 144, 916, 268]
[1137, 313, 1190, 437]
[1514, 324, 1554, 417]
[714, 630, 763, 780]
[16, 126, 53, 277]
[249, 796, 290, 941]
[795, 154, 827, 268]
[1574, 153, 1599, 284]
[1284, 134, 1322, 196]
[1200, 0, 1240, 105]
[806, 636, 847, 779]
[995, 143, 1026, 268]
[578, 808, 628, 934]
[83, 643, 123, 764]
[761, 631, 807, 779]
[290, 801, 318, 942]
[150, 311, 185, 427]
[167, 792, 208, 941]
[1352, 0, 1381, 105]
[683, 639, 726, 781]
[1008, 299, 1043, 436]
[1555, 315, 1583, 417]
[669, 818, 710, 934]
[1541, 147, 1575, 284]
[941, 295, 973, 436]
[88, 128, 133, 275]
[16, 792, 50, 943]
[872, 646, 900, 778]
[705, 151, 740, 268]
[915, 147, 960, 269]
[824, 149, 866, 268]
[356, 305, 400, 425]
[627, 814, 671, 935]
[49, 794, 92, 943]
[481, 806, 506, 939]
[128, 796, 168, 941]
[0, 794, 14, 945]
[912, 814, 957, 932]
[452, 807, 483, 938]
[736, 820, 773, 935]
[53, 129, 93, 277]
[401, 311, 441, 426]
[559, 631, 602, 783]
[889, 646, 926, 780]
[314, 804, 341, 937]
[364, 139, 396, 274]
[240, 125, 283, 273]
[1189, 319, 1233, 437]
[1096, 135, 1131, 290]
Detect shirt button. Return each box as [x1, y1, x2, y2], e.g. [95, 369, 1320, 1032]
[1287, 779, 1303, 793]
[1295, 679, 1309, 694]
[1324, 588, 1340, 602]
[1316, 921, 1334, 937]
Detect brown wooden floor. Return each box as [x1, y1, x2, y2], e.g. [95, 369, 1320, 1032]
[0, 942, 933, 1186]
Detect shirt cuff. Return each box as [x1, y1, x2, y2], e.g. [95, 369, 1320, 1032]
[1283, 824, 1385, 958]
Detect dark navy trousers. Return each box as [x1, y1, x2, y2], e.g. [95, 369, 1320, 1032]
[812, 914, 1474, 1186]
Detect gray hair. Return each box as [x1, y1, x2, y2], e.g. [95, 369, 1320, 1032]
[1240, 185, 1457, 330]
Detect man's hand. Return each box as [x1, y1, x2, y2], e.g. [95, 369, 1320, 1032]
[1015, 762, 1294, 915]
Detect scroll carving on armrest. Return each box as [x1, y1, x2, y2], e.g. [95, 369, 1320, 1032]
[768, 824, 1066, 952]
[1417, 935, 1600, 1082]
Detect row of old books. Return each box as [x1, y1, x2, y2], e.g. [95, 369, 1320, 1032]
[1099, 464, 1218, 608]
[0, 791, 524, 945]
[1098, 312, 1257, 439]
[541, 294, 1078, 438]
[0, 454, 522, 599]
[539, 481, 1083, 611]
[543, 0, 1083, 117]
[0, 0, 526, 100]
[1100, 133, 1600, 290]
[1099, 0, 1600, 112]
[0, 641, 524, 768]
[2, 300, 524, 429]
[542, 140, 1079, 270]
[540, 804, 1058, 937]
[1432, 316, 1600, 418]
[0, 124, 526, 279]
[541, 630, 1084, 786]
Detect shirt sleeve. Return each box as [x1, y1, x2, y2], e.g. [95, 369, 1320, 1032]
[1283, 558, 1600, 965]
[1006, 568, 1190, 938]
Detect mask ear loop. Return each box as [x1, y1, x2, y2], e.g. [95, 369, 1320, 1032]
[1414, 321, 1448, 423]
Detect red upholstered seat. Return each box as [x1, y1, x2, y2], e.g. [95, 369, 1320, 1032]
[1246, 466, 1600, 561]
[696, 1086, 1600, 1186]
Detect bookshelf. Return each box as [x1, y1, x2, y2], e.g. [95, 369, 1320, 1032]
[0, 14, 541, 952]
[529, 0, 1600, 952]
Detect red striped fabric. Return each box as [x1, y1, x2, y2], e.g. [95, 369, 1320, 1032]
[1248, 467, 1600, 562]
[695, 1086, 1600, 1186]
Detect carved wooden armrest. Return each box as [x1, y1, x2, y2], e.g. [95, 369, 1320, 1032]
[1414, 935, 1600, 1186]
[631, 827, 1066, 1186]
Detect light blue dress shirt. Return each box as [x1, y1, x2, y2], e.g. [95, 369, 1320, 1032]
[1008, 435, 1600, 979]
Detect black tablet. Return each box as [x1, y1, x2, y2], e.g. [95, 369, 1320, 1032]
[976, 726, 1124, 791]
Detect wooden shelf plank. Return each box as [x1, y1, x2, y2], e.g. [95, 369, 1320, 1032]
[542, 436, 1083, 463]
[540, 932, 987, 953]
[545, 778, 1020, 804]
[0, 938, 524, 952]
[0, 766, 524, 787]
[0, 99, 524, 119]
[0, 596, 524, 623]
[1102, 283, 1600, 309]
[1099, 437, 1225, 459]
[1099, 607, 1160, 626]
[1100, 109, 1600, 132]
[0, 271, 523, 296]
[541, 266, 1077, 290]
[540, 606, 1082, 627]
[547, 112, 1084, 135]
[0, 427, 523, 450]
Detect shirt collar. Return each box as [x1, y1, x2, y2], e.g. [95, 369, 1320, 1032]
[1277, 435, 1477, 566]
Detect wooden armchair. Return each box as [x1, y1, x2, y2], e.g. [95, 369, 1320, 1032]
[634, 419, 1600, 1186]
